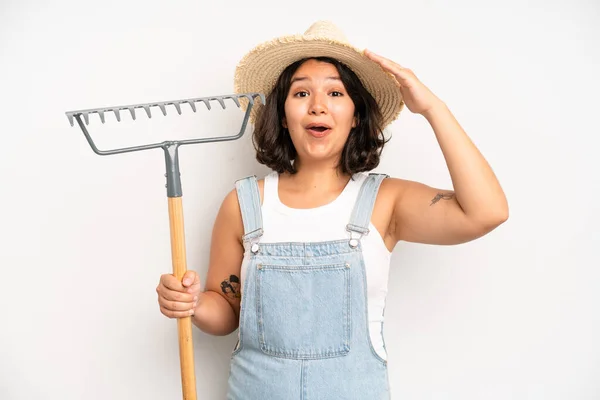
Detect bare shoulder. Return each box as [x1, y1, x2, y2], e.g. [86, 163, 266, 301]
[378, 176, 410, 197]
[218, 188, 243, 242]
[378, 176, 439, 208]
[218, 177, 266, 240]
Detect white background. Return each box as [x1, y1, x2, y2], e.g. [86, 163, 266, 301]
[1, 0, 598, 399]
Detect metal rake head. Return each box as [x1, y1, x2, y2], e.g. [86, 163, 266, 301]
[66, 93, 265, 127]
[65, 92, 265, 156]
[65, 92, 265, 197]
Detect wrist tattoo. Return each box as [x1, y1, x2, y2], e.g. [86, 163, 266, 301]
[220, 275, 241, 299]
[430, 192, 455, 206]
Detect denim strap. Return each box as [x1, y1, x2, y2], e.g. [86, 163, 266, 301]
[234, 175, 263, 243]
[346, 173, 389, 236]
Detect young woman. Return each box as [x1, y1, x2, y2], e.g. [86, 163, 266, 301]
[156, 21, 508, 399]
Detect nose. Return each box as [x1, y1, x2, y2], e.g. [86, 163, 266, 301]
[308, 92, 328, 115]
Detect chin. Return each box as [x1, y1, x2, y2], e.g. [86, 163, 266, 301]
[300, 147, 340, 161]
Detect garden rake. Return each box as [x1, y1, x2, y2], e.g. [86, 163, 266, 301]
[65, 92, 264, 400]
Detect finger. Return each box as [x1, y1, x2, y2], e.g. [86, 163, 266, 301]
[364, 49, 405, 70]
[158, 296, 197, 312]
[160, 274, 185, 292]
[157, 285, 197, 303]
[364, 49, 414, 86]
[182, 271, 197, 287]
[391, 69, 414, 86]
[160, 305, 195, 319]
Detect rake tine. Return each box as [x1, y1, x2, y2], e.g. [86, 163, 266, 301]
[128, 107, 136, 120]
[113, 109, 121, 122]
[214, 97, 226, 109]
[173, 102, 182, 115]
[201, 99, 211, 111]
[83, 112, 90, 125]
[243, 94, 255, 107]
[186, 100, 197, 112]
[67, 114, 74, 127]
[98, 110, 106, 124]
[229, 96, 241, 108]
[143, 105, 152, 118]
[249, 92, 266, 105]
[158, 104, 167, 116]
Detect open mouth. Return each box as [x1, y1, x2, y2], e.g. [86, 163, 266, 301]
[306, 124, 332, 137]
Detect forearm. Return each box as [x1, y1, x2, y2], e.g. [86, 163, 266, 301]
[423, 102, 509, 223]
[191, 290, 238, 336]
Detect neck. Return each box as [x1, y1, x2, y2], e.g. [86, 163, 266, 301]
[283, 160, 351, 192]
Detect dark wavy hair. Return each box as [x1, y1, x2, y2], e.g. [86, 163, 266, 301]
[252, 56, 388, 175]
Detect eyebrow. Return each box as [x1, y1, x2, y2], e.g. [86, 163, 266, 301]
[290, 76, 342, 84]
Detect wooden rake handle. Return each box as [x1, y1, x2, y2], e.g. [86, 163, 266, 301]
[168, 197, 197, 400]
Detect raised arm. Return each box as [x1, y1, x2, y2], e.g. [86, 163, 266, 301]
[365, 49, 508, 246]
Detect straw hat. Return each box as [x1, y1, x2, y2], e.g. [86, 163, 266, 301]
[234, 21, 404, 129]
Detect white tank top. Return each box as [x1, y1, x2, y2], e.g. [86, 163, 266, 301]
[239, 171, 392, 361]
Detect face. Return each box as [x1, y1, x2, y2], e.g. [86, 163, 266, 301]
[282, 59, 357, 167]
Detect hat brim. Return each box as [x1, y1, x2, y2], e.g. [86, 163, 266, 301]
[234, 34, 404, 129]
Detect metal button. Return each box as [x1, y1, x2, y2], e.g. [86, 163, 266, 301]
[345, 262, 350, 268]
[251, 243, 260, 253]
[349, 238, 359, 248]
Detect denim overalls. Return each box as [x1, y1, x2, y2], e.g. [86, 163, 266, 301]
[227, 173, 391, 400]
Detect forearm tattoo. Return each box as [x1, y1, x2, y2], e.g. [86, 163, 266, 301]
[430, 192, 455, 206]
[220, 274, 241, 299]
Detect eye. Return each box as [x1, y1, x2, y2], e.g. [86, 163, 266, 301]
[293, 91, 309, 97]
[330, 91, 344, 97]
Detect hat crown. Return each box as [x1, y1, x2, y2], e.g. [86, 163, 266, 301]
[303, 21, 348, 43]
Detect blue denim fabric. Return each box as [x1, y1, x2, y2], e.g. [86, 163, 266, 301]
[227, 173, 390, 400]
